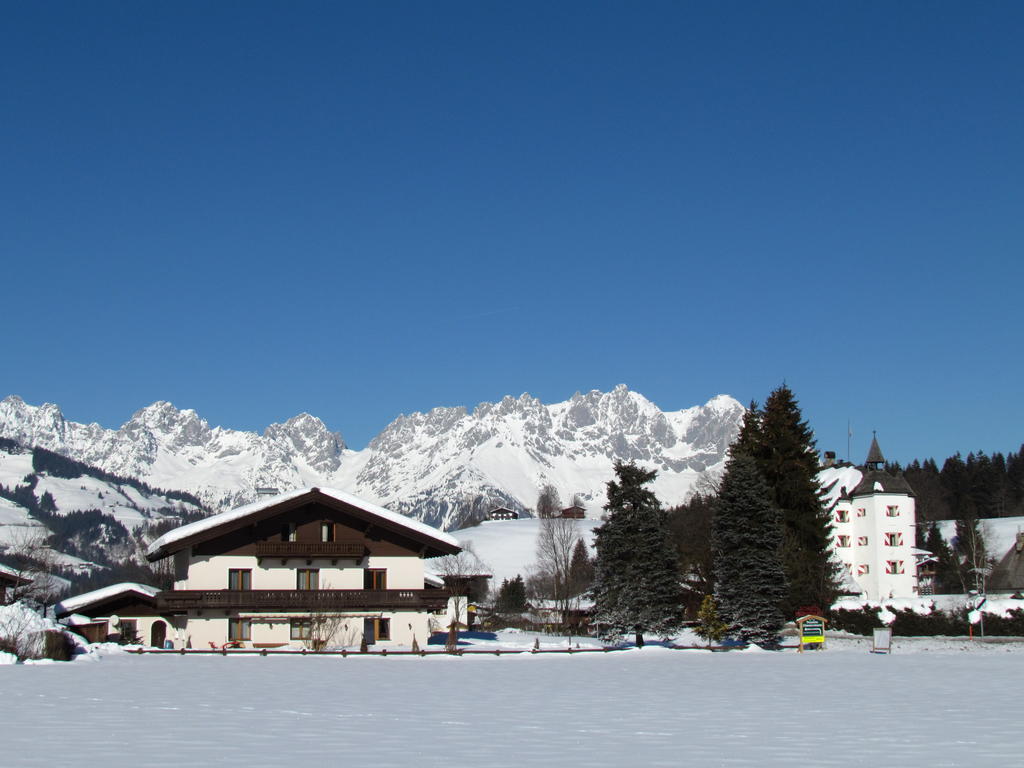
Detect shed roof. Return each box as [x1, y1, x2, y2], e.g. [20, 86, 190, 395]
[55, 582, 160, 616]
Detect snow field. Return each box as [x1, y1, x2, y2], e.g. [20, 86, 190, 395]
[2, 640, 1023, 767]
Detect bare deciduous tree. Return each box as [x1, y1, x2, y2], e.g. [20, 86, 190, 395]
[434, 544, 487, 649]
[0, 530, 61, 605]
[532, 515, 580, 624]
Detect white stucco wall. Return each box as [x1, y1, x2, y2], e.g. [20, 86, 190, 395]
[181, 611, 433, 650]
[832, 491, 917, 601]
[176, 551, 425, 591]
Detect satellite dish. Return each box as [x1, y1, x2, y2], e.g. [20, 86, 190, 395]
[109, 614, 120, 628]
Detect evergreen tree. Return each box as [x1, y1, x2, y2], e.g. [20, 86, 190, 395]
[712, 454, 787, 645]
[494, 575, 527, 614]
[567, 538, 594, 596]
[591, 462, 683, 646]
[743, 384, 838, 616]
[694, 594, 728, 648]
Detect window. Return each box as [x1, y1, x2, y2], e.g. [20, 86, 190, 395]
[290, 620, 312, 641]
[836, 510, 849, 523]
[118, 619, 138, 642]
[857, 536, 869, 546]
[363, 617, 390, 644]
[857, 564, 870, 576]
[836, 535, 851, 548]
[297, 569, 319, 590]
[884, 532, 903, 547]
[228, 618, 251, 642]
[886, 560, 905, 575]
[856, 508, 867, 518]
[228, 569, 252, 590]
[364, 569, 387, 590]
[321, 522, 335, 542]
[281, 523, 297, 542]
[886, 506, 900, 517]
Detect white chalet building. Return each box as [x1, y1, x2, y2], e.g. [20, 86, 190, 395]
[820, 436, 918, 601]
[144, 487, 460, 650]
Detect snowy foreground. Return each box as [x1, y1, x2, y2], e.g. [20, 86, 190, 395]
[3, 634, 1023, 767]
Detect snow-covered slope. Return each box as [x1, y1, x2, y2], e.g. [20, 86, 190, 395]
[0, 387, 744, 529]
[0, 444, 204, 529]
[435, 517, 605, 586]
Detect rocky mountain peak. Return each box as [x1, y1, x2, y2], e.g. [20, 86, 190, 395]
[264, 413, 345, 474]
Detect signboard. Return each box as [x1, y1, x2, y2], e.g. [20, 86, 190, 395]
[796, 614, 827, 652]
[872, 628, 892, 654]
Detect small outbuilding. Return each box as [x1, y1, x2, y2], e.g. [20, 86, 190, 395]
[55, 583, 167, 646]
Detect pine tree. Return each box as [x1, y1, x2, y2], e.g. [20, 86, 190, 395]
[743, 384, 838, 616]
[592, 462, 683, 646]
[711, 454, 787, 645]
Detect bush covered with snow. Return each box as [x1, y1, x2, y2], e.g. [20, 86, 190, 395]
[830, 601, 1024, 637]
[829, 605, 886, 635]
[0, 601, 82, 662]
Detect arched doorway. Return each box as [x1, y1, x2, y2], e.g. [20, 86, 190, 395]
[151, 620, 167, 648]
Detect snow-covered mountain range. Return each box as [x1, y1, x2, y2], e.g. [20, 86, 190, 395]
[0, 386, 744, 529]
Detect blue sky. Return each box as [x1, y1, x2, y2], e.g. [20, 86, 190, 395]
[2, 2, 1021, 463]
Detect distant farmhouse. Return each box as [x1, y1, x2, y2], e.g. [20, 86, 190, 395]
[560, 503, 586, 519]
[486, 507, 519, 521]
[821, 436, 921, 600]
[68, 487, 461, 650]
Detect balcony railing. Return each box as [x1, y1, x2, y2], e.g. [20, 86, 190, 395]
[254, 542, 366, 558]
[156, 589, 448, 613]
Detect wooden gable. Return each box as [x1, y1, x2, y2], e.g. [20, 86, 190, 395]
[189, 497, 457, 559]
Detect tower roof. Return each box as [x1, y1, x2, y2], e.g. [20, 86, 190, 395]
[866, 433, 885, 468]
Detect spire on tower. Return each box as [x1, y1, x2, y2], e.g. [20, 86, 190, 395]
[865, 431, 885, 470]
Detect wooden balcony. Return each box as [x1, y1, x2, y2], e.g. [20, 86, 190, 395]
[156, 589, 448, 613]
[254, 541, 366, 559]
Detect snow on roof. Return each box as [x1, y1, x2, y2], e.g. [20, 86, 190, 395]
[56, 582, 160, 614]
[817, 465, 863, 509]
[424, 573, 444, 588]
[0, 561, 21, 579]
[146, 487, 459, 559]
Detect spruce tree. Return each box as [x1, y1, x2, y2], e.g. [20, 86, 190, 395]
[745, 384, 839, 616]
[567, 538, 595, 596]
[591, 462, 683, 646]
[711, 454, 787, 645]
[694, 594, 728, 648]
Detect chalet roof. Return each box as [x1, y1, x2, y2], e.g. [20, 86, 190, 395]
[145, 487, 461, 561]
[56, 582, 160, 616]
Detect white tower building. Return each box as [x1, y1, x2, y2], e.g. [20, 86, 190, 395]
[828, 435, 917, 600]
